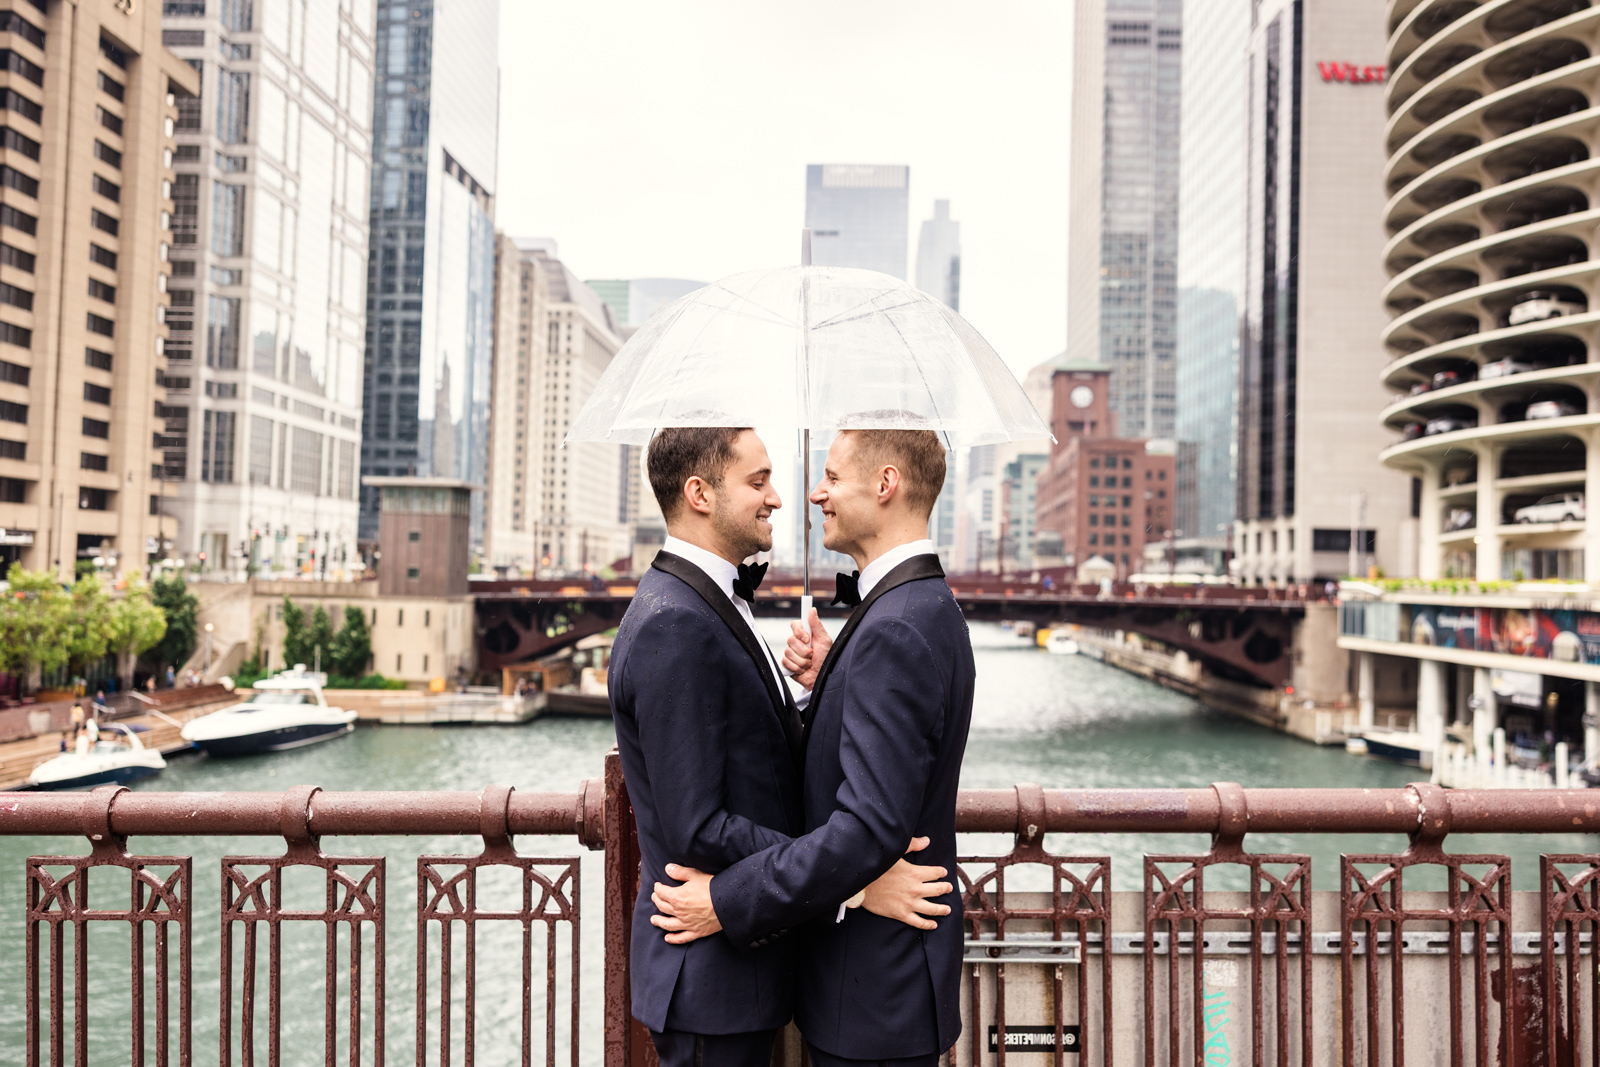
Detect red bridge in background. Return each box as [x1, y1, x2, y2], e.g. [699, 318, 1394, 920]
[473, 576, 1326, 689]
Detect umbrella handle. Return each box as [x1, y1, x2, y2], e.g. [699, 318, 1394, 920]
[800, 594, 812, 623]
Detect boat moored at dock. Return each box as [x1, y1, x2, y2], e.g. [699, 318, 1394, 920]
[181, 667, 356, 756]
[28, 723, 166, 789]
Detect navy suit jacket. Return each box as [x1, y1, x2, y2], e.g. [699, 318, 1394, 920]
[609, 552, 805, 1034]
[710, 555, 975, 1058]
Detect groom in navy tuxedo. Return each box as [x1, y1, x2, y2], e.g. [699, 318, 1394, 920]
[610, 427, 950, 1067]
[652, 428, 975, 1067]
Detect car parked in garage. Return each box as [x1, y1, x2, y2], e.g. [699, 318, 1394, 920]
[1479, 358, 1534, 380]
[1425, 415, 1476, 435]
[1513, 493, 1585, 524]
[1508, 291, 1586, 326]
[1525, 399, 1582, 420]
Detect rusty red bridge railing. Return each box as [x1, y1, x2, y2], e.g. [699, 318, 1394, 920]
[2, 756, 1599, 1066]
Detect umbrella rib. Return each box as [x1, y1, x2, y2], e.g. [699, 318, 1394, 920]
[587, 295, 707, 431]
[697, 275, 801, 329]
[811, 296, 924, 331]
[884, 310, 950, 430]
[621, 298, 733, 425]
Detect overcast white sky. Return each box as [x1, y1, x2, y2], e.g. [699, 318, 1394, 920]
[494, 0, 1074, 384]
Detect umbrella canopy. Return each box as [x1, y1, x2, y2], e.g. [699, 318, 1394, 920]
[565, 266, 1051, 448]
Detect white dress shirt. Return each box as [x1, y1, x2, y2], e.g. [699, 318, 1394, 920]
[661, 536, 788, 695]
[855, 538, 938, 598]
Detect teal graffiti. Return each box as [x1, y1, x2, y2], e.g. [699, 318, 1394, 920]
[1202, 987, 1231, 1067]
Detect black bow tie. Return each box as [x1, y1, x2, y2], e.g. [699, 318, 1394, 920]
[832, 570, 862, 608]
[732, 561, 767, 603]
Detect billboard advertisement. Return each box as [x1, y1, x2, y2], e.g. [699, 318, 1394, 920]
[1405, 604, 1600, 665]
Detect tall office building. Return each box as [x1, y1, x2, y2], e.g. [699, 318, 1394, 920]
[587, 277, 705, 330]
[1174, 0, 1248, 547]
[360, 0, 499, 553]
[804, 164, 908, 278]
[1066, 0, 1183, 441]
[913, 198, 962, 567]
[0, 2, 193, 577]
[915, 199, 960, 310]
[1231, 0, 1406, 583]
[160, 0, 375, 581]
[532, 246, 631, 574]
[483, 233, 547, 572]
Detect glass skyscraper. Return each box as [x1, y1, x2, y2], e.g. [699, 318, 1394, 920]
[804, 164, 909, 279]
[915, 199, 960, 310]
[586, 278, 706, 329]
[915, 199, 961, 566]
[1065, 0, 1182, 441]
[360, 0, 499, 549]
[160, 0, 377, 580]
[1174, 0, 1248, 543]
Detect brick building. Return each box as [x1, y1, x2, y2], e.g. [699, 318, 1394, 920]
[1034, 360, 1176, 577]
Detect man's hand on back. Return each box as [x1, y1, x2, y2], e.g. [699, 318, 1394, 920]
[860, 837, 952, 931]
[651, 864, 721, 944]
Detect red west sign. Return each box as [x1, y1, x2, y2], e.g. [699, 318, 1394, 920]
[1318, 61, 1386, 83]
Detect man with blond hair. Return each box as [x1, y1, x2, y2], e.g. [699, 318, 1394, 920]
[653, 427, 975, 1066]
[612, 426, 950, 1067]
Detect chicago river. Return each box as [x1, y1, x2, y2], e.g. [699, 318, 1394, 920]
[0, 623, 1583, 1064]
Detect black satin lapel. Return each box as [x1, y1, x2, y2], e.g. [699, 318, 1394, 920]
[651, 552, 804, 762]
[801, 554, 947, 746]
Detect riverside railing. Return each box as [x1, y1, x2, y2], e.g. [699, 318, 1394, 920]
[4, 759, 1600, 1065]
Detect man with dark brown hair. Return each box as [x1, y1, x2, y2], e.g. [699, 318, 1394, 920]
[610, 426, 947, 1067]
[653, 427, 975, 1066]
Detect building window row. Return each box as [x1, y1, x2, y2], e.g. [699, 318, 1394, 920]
[201, 409, 235, 482]
[0, 12, 44, 50]
[0, 125, 39, 160]
[0, 163, 35, 199]
[0, 50, 42, 87]
[0, 88, 40, 127]
[96, 70, 123, 102]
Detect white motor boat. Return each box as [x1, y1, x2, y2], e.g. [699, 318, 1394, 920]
[182, 667, 357, 756]
[1357, 729, 1433, 769]
[29, 723, 166, 790]
[1045, 630, 1080, 656]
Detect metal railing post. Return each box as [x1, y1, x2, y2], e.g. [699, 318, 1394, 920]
[603, 748, 653, 1067]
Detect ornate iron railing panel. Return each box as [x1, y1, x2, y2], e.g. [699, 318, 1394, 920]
[416, 784, 580, 1067]
[1340, 782, 1512, 1067]
[957, 781, 1110, 1067]
[25, 784, 191, 1067]
[1145, 783, 1311, 1067]
[8, 769, 1600, 1066]
[218, 785, 385, 1067]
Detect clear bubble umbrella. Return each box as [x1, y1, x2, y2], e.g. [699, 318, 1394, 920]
[565, 232, 1052, 603]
